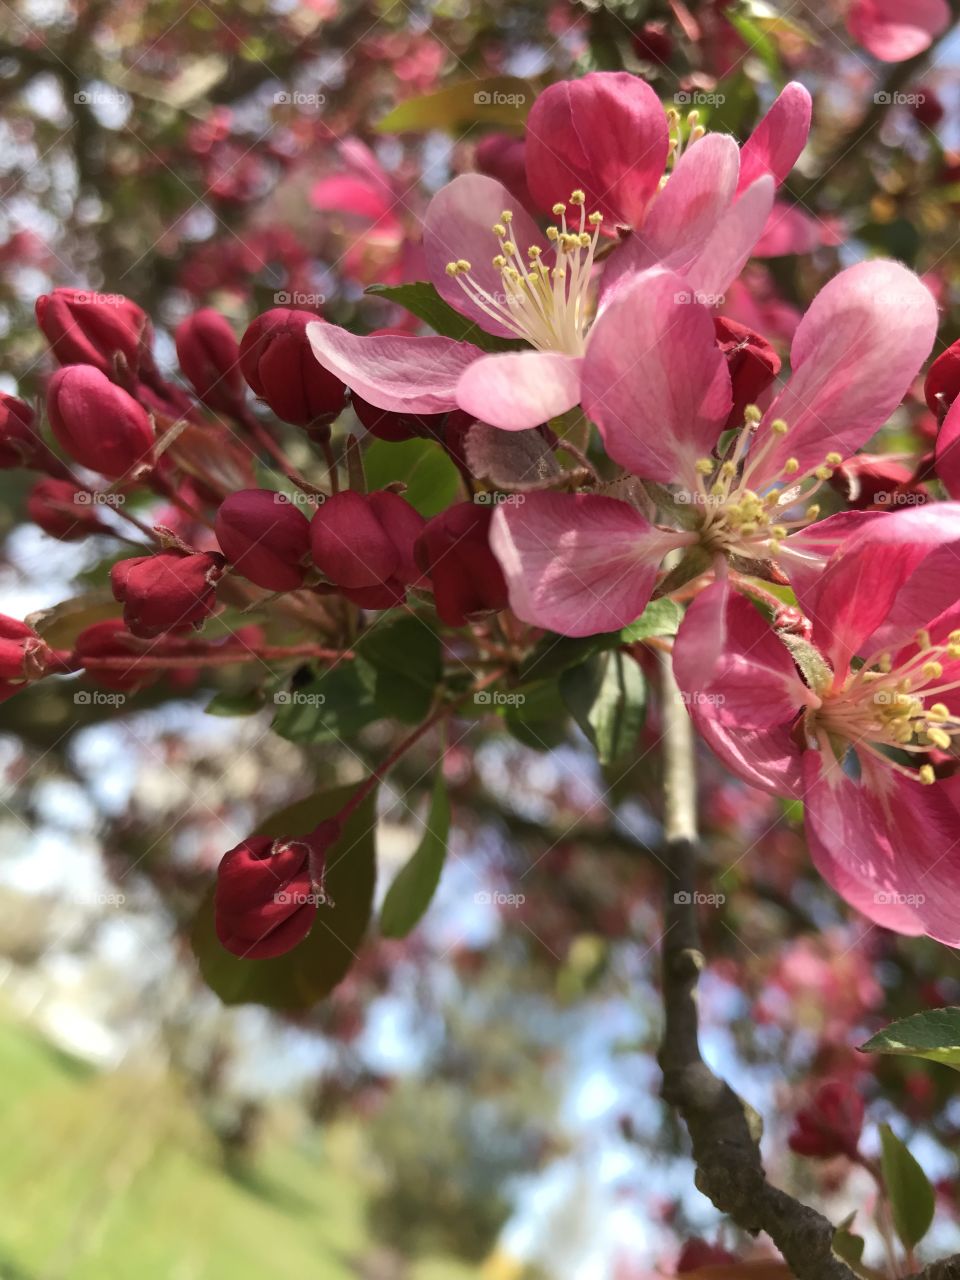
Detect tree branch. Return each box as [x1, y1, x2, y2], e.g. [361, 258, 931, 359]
[655, 650, 858, 1280]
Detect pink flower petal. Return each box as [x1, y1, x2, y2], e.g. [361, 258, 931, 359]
[489, 491, 687, 636]
[456, 352, 582, 432]
[737, 82, 812, 192]
[423, 174, 545, 340]
[310, 175, 394, 223]
[753, 202, 844, 257]
[672, 581, 807, 795]
[847, 0, 949, 62]
[582, 269, 732, 486]
[635, 133, 740, 273]
[306, 324, 482, 414]
[749, 260, 938, 489]
[683, 176, 775, 301]
[525, 72, 669, 228]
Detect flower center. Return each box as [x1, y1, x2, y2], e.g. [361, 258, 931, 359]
[683, 408, 839, 566]
[445, 190, 603, 356]
[813, 630, 960, 785]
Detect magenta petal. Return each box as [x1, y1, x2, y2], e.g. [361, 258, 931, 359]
[749, 261, 938, 488]
[684, 176, 775, 301]
[737, 82, 812, 193]
[637, 133, 740, 273]
[306, 324, 482, 414]
[847, 0, 949, 61]
[582, 269, 731, 486]
[672, 582, 806, 795]
[802, 752, 926, 935]
[753, 202, 843, 257]
[456, 352, 582, 432]
[423, 174, 544, 339]
[310, 175, 393, 222]
[936, 396, 960, 499]
[489, 492, 686, 636]
[525, 72, 669, 228]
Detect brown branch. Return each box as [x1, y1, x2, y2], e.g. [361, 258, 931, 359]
[655, 649, 858, 1280]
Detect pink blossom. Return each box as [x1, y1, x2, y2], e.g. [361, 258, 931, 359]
[673, 506, 960, 945]
[847, 0, 949, 62]
[489, 258, 936, 637]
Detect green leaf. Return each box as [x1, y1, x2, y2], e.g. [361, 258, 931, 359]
[365, 281, 523, 353]
[271, 663, 380, 743]
[861, 1007, 960, 1072]
[560, 650, 646, 766]
[879, 1123, 935, 1251]
[363, 435, 462, 517]
[190, 784, 377, 1009]
[726, 5, 781, 79]
[355, 615, 442, 724]
[620, 598, 683, 643]
[832, 1216, 865, 1267]
[380, 771, 450, 939]
[504, 679, 569, 751]
[205, 689, 266, 717]
[376, 77, 533, 133]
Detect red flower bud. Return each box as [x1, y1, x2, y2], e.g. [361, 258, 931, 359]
[26, 476, 108, 540]
[829, 452, 927, 510]
[47, 365, 154, 479]
[111, 550, 225, 638]
[214, 820, 340, 959]
[714, 316, 781, 430]
[0, 614, 54, 700]
[35, 288, 150, 376]
[632, 20, 674, 65]
[215, 488, 311, 591]
[913, 88, 944, 128]
[352, 393, 445, 443]
[788, 1080, 864, 1160]
[414, 503, 508, 626]
[676, 1240, 738, 1272]
[0, 395, 50, 470]
[926, 338, 960, 421]
[73, 619, 159, 691]
[474, 134, 535, 214]
[174, 308, 246, 414]
[310, 489, 424, 606]
[240, 309, 347, 427]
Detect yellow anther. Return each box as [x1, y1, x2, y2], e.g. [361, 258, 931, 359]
[528, 245, 542, 258]
[949, 644, 960, 660]
[930, 703, 951, 720]
[922, 660, 944, 681]
[878, 653, 892, 673]
[919, 764, 936, 785]
[492, 255, 506, 269]
[695, 458, 715, 475]
[588, 212, 603, 225]
[492, 223, 506, 237]
[814, 465, 833, 481]
[579, 232, 592, 247]
[501, 210, 513, 223]
[502, 241, 516, 255]
[928, 726, 952, 750]
[570, 189, 585, 205]
[772, 525, 788, 539]
[546, 226, 559, 241]
[445, 261, 459, 276]
[771, 418, 789, 435]
[768, 539, 782, 555]
[666, 107, 680, 125]
[784, 458, 800, 475]
[687, 110, 700, 126]
[806, 504, 821, 520]
[916, 628, 932, 650]
[825, 452, 843, 466]
[949, 629, 960, 645]
[552, 202, 566, 216]
[744, 404, 762, 424]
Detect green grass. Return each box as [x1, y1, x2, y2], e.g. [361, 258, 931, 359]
[0, 1014, 477, 1280]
